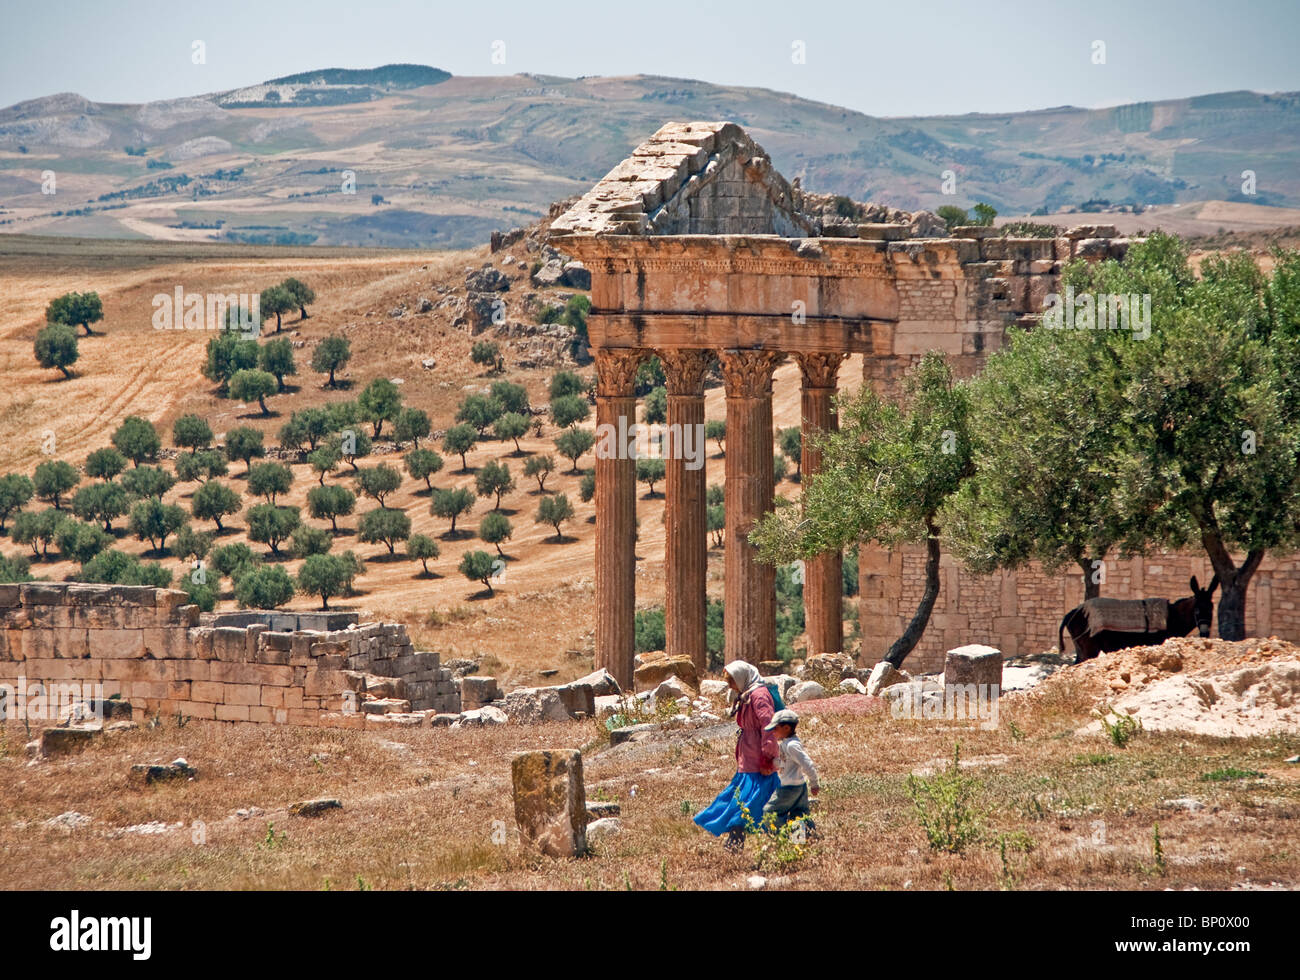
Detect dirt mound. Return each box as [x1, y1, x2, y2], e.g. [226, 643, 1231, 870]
[1043, 635, 1300, 737]
[1102, 660, 1300, 736]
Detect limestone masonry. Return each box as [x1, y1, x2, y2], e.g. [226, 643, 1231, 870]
[0, 583, 459, 727]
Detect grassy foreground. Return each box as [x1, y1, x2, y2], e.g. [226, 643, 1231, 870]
[1, 670, 1297, 891]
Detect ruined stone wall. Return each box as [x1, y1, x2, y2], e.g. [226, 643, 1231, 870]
[0, 583, 458, 727]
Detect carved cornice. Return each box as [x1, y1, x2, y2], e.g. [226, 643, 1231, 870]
[603, 258, 892, 278]
[719, 349, 785, 399]
[658, 348, 714, 397]
[594, 347, 647, 397]
[796, 351, 847, 390]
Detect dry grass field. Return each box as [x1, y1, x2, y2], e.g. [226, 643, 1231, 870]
[2, 644, 1296, 891]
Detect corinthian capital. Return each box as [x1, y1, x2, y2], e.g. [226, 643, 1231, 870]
[594, 348, 647, 397]
[659, 348, 713, 397]
[796, 351, 847, 390]
[719, 349, 784, 399]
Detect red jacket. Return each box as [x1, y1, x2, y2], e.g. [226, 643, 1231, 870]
[734, 684, 778, 774]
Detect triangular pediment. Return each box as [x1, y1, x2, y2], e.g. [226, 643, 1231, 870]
[552, 121, 815, 237]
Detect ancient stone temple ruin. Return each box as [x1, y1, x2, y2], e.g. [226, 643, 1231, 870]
[551, 120, 1297, 682]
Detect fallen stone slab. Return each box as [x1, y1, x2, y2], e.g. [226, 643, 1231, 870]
[290, 798, 342, 817]
[634, 652, 698, 693]
[700, 679, 730, 697]
[574, 668, 621, 697]
[788, 681, 827, 704]
[39, 727, 99, 757]
[586, 816, 622, 844]
[865, 661, 909, 696]
[554, 682, 595, 720]
[361, 698, 412, 715]
[129, 758, 197, 786]
[512, 749, 586, 858]
[455, 705, 507, 727]
[365, 712, 424, 727]
[609, 723, 659, 746]
[502, 687, 571, 724]
[586, 801, 621, 820]
[654, 676, 689, 700]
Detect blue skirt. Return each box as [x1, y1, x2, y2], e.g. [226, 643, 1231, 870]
[694, 771, 781, 836]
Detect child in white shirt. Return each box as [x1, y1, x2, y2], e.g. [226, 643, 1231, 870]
[762, 709, 819, 833]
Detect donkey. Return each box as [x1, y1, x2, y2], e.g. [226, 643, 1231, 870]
[1058, 575, 1218, 664]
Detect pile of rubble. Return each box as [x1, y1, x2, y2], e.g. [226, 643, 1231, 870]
[1057, 636, 1300, 737]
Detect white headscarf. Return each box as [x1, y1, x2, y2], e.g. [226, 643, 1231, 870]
[724, 660, 762, 699]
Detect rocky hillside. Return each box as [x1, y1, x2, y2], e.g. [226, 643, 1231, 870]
[1, 68, 1298, 247]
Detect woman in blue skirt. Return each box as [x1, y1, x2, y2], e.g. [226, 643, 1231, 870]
[694, 661, 780, 851]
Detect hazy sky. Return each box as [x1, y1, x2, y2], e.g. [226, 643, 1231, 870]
[3, 0, 1299, 116]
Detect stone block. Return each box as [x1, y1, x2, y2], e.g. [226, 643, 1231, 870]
[502, 687, 570, 724]
[304, 669, 359, 698]
[244, 624, 268, 660]
[254, 645, 291, 666]
[556, 682, 595, 719]
[260, 686, 285, 708]
[213, 628, 248, 662]
[460, 675, 503, 707]
[571, 668, 620, 696]
[225, 683, 262, 707]
[215, 703, 251, 722]
[21, 583, 67, 606]
[865, 660, 910, 696]
[89, 629, 145, 659]
[633, 653, 698, 693]
[944, 644, 1003, 691]
[511, 749, 586, 858]
[261, 631, 293, 652]
[39, 726, 98, 756]
[191, 681, 224, 703]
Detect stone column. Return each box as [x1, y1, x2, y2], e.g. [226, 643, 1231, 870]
[719, 349, 784, 666]
[797, 352, 847, 657]
[659, 349, 712, 673]
[594, 348, 643, 689]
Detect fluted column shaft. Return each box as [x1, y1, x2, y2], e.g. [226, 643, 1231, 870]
[594, 348, 644, 688]
[720, 349, 783, 666]
[660, 349, 712, 672]
[797, 352, 847, 657]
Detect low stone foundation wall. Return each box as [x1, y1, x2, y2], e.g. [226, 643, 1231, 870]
[0, 583, 458, 728]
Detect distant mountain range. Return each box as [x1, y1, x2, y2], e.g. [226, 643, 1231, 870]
[0, 65, 1297, 248]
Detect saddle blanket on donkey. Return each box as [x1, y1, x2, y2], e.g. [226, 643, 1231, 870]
[1081, 597, 1169, 636]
